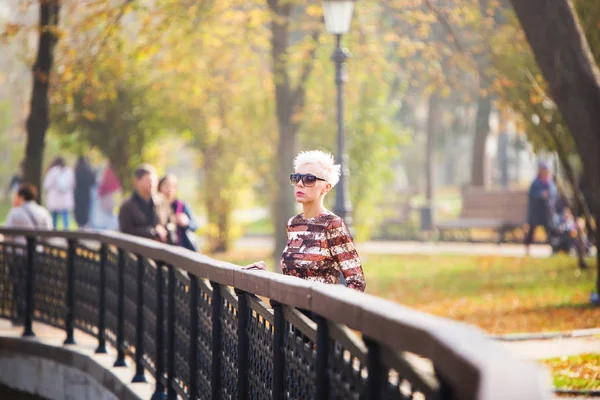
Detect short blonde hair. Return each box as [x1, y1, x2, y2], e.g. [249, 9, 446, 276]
[293, 150, 341, 187]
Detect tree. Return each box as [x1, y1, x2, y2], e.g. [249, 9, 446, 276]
[508, 0, 600, 293]
[267, 0, 321, 268]
[23, 0, 61, 195]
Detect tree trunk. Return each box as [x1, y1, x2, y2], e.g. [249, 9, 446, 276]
[425, 91, 440, 207]
[23, 1, 61, 197]
[508, 0, 600, 292]
[268, 0, 319, 271]
[471, 76, 492, 187]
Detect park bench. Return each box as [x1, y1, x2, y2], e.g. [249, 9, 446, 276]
[437, 187, 528, 243]
[378, 190, 417, 239]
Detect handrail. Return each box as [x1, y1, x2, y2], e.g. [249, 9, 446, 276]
[0, 227, 550, 399]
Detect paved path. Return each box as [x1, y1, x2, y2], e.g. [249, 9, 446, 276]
[501, 337, 600, 400]
[500, 336, 600, 361]
[0, 320, 154, 399]
[234, 236, 554, 257]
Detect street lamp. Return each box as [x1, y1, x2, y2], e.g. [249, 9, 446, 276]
[323, 0, 354, 228]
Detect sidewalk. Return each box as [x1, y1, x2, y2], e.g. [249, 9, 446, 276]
[501, 336, 600, 361]
[234, 236, 554, 257]
[500, 336, 600, 400]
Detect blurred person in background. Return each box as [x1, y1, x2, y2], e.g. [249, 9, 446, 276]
[74, 156, 96, 228]
[43, 156, 75, 230]
[119, 164, 175, 243]
[94, 162, 121, 230]
[524, 161, 557, 256]
[3, 183, 53, 244]
[159, 174, 199, 251]
[5, 160, 24, 200]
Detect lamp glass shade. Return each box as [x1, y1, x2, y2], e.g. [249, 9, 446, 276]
[322, 0, 354, 34]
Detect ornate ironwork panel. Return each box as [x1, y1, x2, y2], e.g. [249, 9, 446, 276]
[162, 265, 171, 386]
[381, 369, 415, 400]
[142, 259, 158, 376]
[328, 341, 367, 400]
[34, 244, 67, 329]
[73, 246, 100, 336]
[196, 281, 212, 400]
[173, 273, 191, 395]
[247, 302, 274, 400]
[123, 253, 138, 355]
[104, 247, 119, 346]
[284, 320, 316, 400]
[220, 291, 238, 400]
[0, 243, 26, 321]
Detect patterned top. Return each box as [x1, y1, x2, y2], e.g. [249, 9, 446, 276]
[281, 211, 366, 291]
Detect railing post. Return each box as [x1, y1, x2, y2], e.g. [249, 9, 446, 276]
[435, 368, 456, 400]
[234, 289, 249, 400]
[166, 265, 176, 400]
[189, 275, 199, 399]
[132, 255, 147, 383]
[22, 236, 36, 337]
[151, 262, 167, 400]
[95, 244, 107, 354]
[114, 248, 127, 367]
[315, 315, 330, 400]
[270, 300, 284, 400]
[210, 281, 223, 400]
[365, 337, 383, 399]
[64, 239, 77, 345]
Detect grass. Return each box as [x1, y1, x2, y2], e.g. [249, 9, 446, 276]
[542, 353, 600, 390]
[214, 249, 600, 335]
[243, 217, 274, 236]
[0, 201, 11, 225]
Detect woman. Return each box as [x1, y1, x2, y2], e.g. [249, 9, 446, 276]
[246, 150, 366, 292]
[158, 174, 199, 251]
[43, 156, 75, 230]
[94, 163, 121, 230]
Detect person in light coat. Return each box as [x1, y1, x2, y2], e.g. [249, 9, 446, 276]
[3, 183, 53, 245]
[43, 156, 75, 229]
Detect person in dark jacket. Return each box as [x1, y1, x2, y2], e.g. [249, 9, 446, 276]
[74, 156, 96, 227]
[118, 164, 175, 243]
[524, 161, 557, 255]
[158, 174, 199, 251]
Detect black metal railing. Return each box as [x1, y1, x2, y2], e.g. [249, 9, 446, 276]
[0, 228, 550, 400]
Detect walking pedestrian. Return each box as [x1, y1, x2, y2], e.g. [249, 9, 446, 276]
[43, 156, 75, 230]
[95, 163, 121, 230]
[74, 156, 96, 228]
[524, 161, 557, 255]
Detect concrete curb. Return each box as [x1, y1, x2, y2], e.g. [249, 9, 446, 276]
[555, 389, 600, 397]
[491, 328, 600, 342]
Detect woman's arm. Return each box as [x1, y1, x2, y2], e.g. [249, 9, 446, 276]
[43, 168, 55, 191]
[326, 219, 366, 292]
[182, 203, 199, 231]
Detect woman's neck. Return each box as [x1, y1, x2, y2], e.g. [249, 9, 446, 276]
[302, 201, 326, 219]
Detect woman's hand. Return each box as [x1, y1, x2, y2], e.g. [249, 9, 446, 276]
[242, 261, 268, 271]
[176, 213, 190, 228]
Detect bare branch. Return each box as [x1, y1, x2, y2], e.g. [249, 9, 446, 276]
[292, 28, 321, 109]
[422, 0, 466, 54]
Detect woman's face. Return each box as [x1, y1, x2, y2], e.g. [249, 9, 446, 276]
[12, 192, 24, 207]
[160, 178, 178, 202]
[293, 164, 331, 204]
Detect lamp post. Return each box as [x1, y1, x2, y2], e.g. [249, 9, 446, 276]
[323, 0, 355, 228]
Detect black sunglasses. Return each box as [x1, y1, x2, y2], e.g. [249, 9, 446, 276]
[290, 173, 327, 187]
